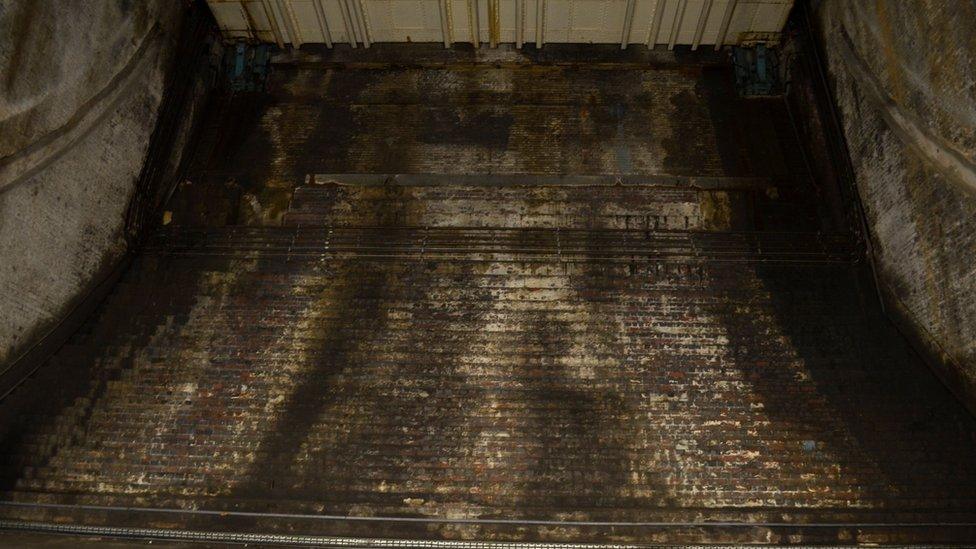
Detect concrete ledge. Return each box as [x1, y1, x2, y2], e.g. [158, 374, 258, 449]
[308, 173, 782, 190]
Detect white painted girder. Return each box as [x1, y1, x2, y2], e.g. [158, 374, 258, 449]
[207, 0, 792, 49]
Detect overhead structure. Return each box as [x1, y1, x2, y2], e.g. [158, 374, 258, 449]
[206, 0, 792, 50]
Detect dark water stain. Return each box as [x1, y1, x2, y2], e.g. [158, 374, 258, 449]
[573, 228, 677, 510]
[231, 199, 409, 500]
[661, 67, 745, 176]
[610, 103, 633, 174]
[577, 70, 643, 174]
[503, 228, 672, 518]
[698, 68, 749, 175]
[184, 67, 353, 186]
[286, 70, 359, 176]
[507, 68, 574, 173]
[229, 192, 497, 513]
[231, 259, 395, 500]
[181, 64, 760, 188]
[418, 108, 513, 150]
[168, 90, 276, 225]
[515, 311, 623, 508]
[292, 260, 498, 514]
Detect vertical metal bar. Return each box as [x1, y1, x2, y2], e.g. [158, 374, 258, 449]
[278, 0, 303, 48]
[355, 0, 371, 48]
[692, 0, 712, 50]
[312, 0, 334, 47]
[535, 0, 545, 49]
[515, 0, 524, 48]
[647, 0, 665, 48]
[439, 0, 453, 47]
[620, 0, 636, 49]
[468, 0, 480, 47]
[775, 0, 790, 32]
[261, 0, 285, 48]
[240, 2, 256, 42]
[714, 0, 737, 50]
[338, 0, 358, 47]
[488, 0, 499, 48]
[668, 0, 687, 50]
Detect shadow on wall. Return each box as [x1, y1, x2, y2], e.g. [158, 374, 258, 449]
[814, 0, 976, 409]
[718, 260, 976, 509]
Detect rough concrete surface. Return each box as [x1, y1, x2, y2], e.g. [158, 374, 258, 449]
[814, 0, 976, 407]
[0, 0, 185, 367]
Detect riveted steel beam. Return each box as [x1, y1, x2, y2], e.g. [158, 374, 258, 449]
[692, 0, 712, 50]
[535, 0, 545, 48]
[438, 0, 453, 48]
[338, 0, 358, 47]
[647, 0, 665, 48]
[621, 0, 636, 49]
[715, 0, 738, 50]
[668, 0, 687, 50]
[311, 0, 333, 47]
[277, 0, 303, 47]
[260, 0, 285, 48]
[468, 0, 480, 46]
[515, 0, 524, 48]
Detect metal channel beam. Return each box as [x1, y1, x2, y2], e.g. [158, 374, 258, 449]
[338, 0, 358, 47]
[647, 0, 665, 48]
[668, 0, 688, 50]
[714, 0, 737, 50]
[620, 0, 636, 49]
[353, 0, 371, 48]
[488, 0, 500, 48]
[691, 0, 712, 50]
[515, 0, 524, 48]
[535, 0, 545, 48]
[260, 0, 285, 48]
[439, 0, 453, 47]
[277, 0, 303, 47]
[468, 0, 480, 47]
[312, 0, 334, 47]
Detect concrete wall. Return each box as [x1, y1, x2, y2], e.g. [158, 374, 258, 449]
[0, 1, 189, 368]
[814, 1, 976, 407]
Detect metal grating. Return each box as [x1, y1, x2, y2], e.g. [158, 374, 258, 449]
[0, 520, 965, 548]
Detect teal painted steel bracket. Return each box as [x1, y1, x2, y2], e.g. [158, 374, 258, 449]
[733, 43, 782, 96]
[223, 41, 270, 92]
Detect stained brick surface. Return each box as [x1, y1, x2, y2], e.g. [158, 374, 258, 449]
[169, 60, 817, 229]
[1, 55, 974, 544]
